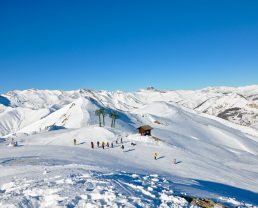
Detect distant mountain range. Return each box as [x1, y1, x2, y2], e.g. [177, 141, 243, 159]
[1, 85, 258, 137]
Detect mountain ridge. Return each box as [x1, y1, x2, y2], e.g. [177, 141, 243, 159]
[1, 85, 258, 137]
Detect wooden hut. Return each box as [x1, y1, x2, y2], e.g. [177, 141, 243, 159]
[137, 125, 153, 136]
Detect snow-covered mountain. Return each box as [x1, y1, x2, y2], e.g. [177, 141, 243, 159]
[0, 85, 258, 207]
[1, 85, 258, 137]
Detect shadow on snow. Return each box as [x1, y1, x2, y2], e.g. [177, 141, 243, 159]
[0, 95, 11, 107]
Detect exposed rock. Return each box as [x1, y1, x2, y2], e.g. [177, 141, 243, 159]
[182, 196, 227, 208]
[191, 198, 226, 208]
[217, 108, 242, 120]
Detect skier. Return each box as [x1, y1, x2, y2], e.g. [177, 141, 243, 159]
[107, 142, 109, 148]
[154, 152, 158, 160]
[111, 142, 114, 148]
[74, 139, 77, 146]
[120, 137, 123, 144]
[10, 138, 15, 147]
[102, 142, 105, 149]
[173, 158, 177, 164]
[97, 141, 100, 148]
[121, 145, 125, 150]
[91, 141, 94, 149]
[115, 139, 118, 144]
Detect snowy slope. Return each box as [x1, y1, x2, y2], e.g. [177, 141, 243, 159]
[1, 86, 258, 207]
[134, 86, 258, 130]
[1, 85, 258, 137]
[0, 105, 50, 136]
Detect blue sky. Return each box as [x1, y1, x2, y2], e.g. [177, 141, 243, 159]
[0, 0, 257, 93]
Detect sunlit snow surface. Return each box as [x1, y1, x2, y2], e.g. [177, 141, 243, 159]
[0, 87, 258, 207]
[0, 140, 257, 207]
[0, 167, 189, 207]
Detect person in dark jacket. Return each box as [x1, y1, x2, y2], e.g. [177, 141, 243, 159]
[74, 139, 76, 146]
[102, 142, 105, 149]
[121, 145, 124, 150]
[91, 141, 94, 149]
[97, 141, 100, 147]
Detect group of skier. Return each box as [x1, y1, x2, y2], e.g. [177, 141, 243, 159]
[74, 139, 116, 149]
[73, 138, 177, 164]
[94, 141, 114, 149]
[73, 135, 131, 151]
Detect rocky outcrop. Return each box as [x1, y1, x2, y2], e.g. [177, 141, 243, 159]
[182, 196, 227, 208]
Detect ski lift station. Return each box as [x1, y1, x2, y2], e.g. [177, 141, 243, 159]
[137, 125, 153, 136]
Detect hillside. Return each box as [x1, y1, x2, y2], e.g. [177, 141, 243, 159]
[0, 86, 258, 207]
[1, 85, 258, 137]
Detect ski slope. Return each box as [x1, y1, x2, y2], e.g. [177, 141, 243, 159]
[0, 86, 258, 207]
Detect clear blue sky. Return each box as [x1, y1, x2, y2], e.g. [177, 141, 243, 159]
[0, 0, 257, 93]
